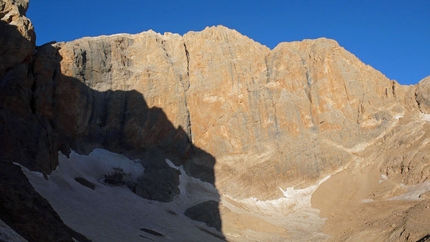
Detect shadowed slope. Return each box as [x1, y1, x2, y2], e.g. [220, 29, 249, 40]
[31, 43, 225, 238]
[0, 1, 89, 240]
[0, 0, 224, 239]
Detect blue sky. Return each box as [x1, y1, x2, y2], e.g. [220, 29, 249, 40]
[27, 0, 429, 85]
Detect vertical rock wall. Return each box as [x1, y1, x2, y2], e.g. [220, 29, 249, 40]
[33, 25, 419, 199]
[0, 1, 82, 241]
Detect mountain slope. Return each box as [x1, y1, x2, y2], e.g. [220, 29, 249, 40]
[52, 24, 419, 201]
[1, 0, 430, 241]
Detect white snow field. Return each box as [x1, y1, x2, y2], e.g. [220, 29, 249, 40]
[421, 113, 430, 122]
[221, 176, 331, 241]
[0, 219, 28, 242]
[20, 149, 225, 242]
[20, 148, 337, 241]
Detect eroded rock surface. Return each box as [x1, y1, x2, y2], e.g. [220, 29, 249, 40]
[31, 25, 428, 240]
[416, 75, 430, 113]
[0, 1, 86, 241]
[42, 25, 420, 201]
[1, 0, 430, 240]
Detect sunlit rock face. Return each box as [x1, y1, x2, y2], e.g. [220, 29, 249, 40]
[33, 23, 430, 241]
[416, 75, 430, 114]
[0, 0, 34, 77]
[2, 0, 430, 241]
[45, 25, 419, 200]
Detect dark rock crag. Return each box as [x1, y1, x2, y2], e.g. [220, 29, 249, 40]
[1, 0, 221, 240]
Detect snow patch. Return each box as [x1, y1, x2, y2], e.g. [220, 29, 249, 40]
[280, 175, 331, 205]
[232, 175, 331, 215]
[379, 174, 388, 184]
[388, 181, 430, 201]
[20, 149, 224, 242]
[0, 219, 27, 242]
[394, 114, 404, 120]
[421, 113, 430, 122]
[222, 175, 331, 240]
[58, 148, 145, 181]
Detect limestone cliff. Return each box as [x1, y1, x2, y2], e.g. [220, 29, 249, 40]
[0, 1, 87, 241]
[43, 25, 419, 200]
[2, 0, 430, 241]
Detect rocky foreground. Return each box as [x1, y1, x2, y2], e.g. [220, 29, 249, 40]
[1, 0, 430, 241]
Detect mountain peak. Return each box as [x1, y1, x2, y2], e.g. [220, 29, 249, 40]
[2, 0, 430, 241]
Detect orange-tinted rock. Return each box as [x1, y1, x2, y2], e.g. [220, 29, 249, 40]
[0, 0, 34, 77]
[2, 1, 430, 239]
[44, 25, 423, 200]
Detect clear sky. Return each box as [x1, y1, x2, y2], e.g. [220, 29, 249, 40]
[27, 0, 429, 85]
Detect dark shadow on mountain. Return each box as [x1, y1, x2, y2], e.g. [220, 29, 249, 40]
[31, 43, 225, 239]
[1, 16, 224, 240]
[0, 19, 90, 242]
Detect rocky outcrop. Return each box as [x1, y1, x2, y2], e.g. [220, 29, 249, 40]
[416, 75, 430, 113]
[185, 200, 222, 231]
[0, 0, 34, 77]
[0, 1, 87, 241]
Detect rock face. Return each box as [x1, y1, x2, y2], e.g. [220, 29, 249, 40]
[0, 0, 34, 78]
[2, 0, 430, 241]
[0, 1, 88, 241]
[416, 75, 430, 113]
[312, 105, 430, 241]
[183, 29, 417, 199]
[45, 26, 419, 200]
